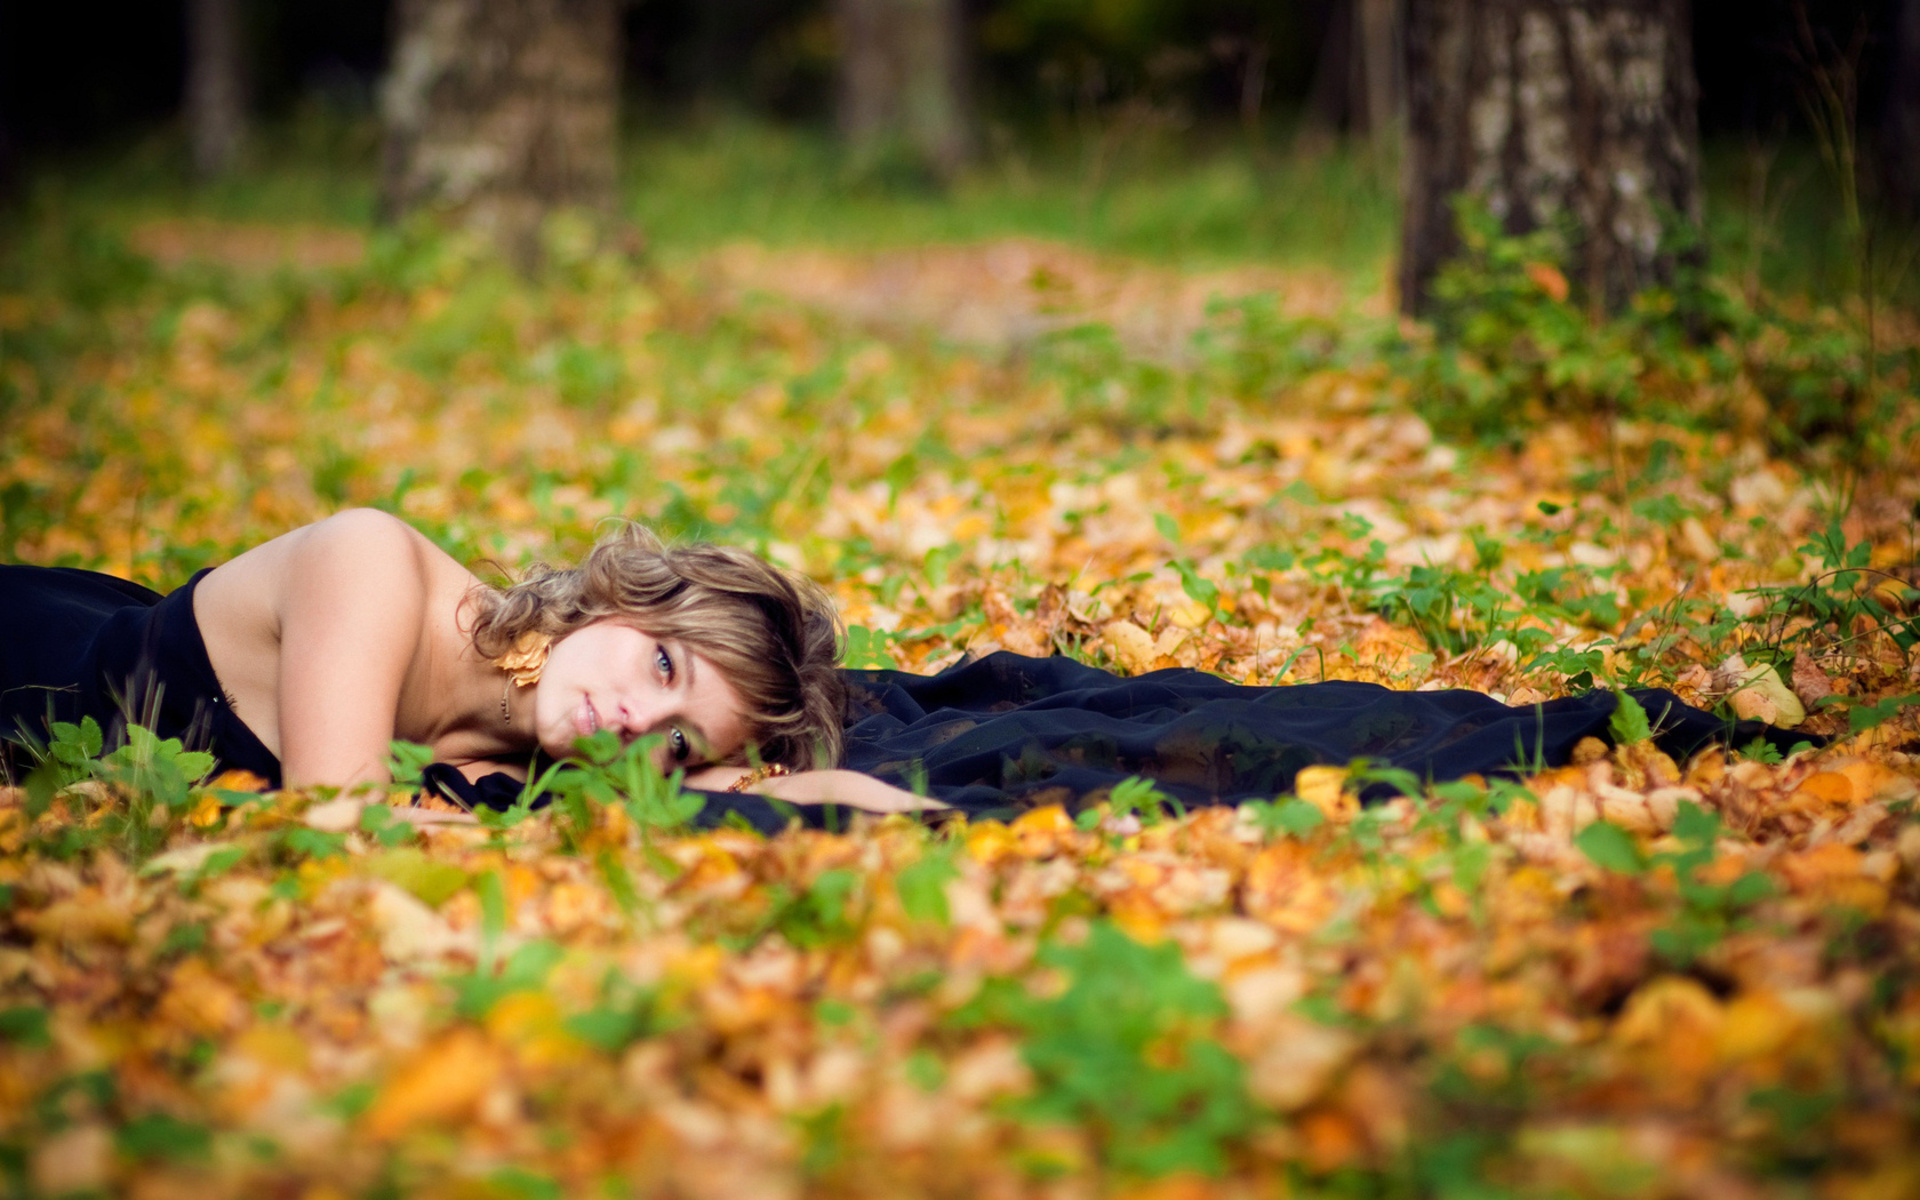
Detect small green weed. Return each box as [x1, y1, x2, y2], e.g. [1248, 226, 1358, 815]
[450, 939, 566, 1020]
[1575, 801, 1774, 967]
[1756, 515, 1920, 663]
[772, 868, 864, 949]
[951, 920, 1257, 1177]
[514, 729, 705, 851]
[24, 718, 215, 862]
[895, 849, 960, 926]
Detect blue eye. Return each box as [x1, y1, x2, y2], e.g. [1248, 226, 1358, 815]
[669, 728, 689, 761]
[656, 646, 674, 680]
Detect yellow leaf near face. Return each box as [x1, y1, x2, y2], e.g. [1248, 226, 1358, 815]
[1295, 766, 1355, 822]
[206, 769, 269, 793]
[186, 792, 224, 828]
[1010, 804, 1076, 857]
[964, 820, 1017, 867]
[364, 1029, 501, 1139]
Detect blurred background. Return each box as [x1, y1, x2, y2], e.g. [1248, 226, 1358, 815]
[0, 0, 1914, 665]
[1, 0, 1914, 306]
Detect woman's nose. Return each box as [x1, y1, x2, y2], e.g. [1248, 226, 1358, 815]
[617, 694, 665, 739]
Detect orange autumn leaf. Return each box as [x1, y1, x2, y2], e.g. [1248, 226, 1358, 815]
[363, 1029, 503, 1139]
[1523, 261, 1571, 302]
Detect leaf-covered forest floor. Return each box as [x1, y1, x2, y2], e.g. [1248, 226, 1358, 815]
[4, 126, 1920, 1197]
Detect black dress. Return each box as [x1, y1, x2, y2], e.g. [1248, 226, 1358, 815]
[836, 653, 1786, 815]
[2, 565, 1788, 830]
[0, 566, 278, 783]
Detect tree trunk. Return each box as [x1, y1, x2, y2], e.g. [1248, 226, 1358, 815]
[1399, 0, 1702, 317]
[834, 0, 972, 181]
[380, 0, 620, 270]
[1303, 0, 1358, 134]
[185, 0, 247, 178]
[1886, 0, 1920, 217]
[1356, 0, 1402, 140]
[1302, 0, 1401, 139]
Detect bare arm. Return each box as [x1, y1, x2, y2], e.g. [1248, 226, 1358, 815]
[683, 766, 948, 813]
[195, 509, 439, 792]
[274, 510, 433, 789]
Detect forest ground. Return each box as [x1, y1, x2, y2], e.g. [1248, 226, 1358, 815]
[2, 121, 1920, 1198]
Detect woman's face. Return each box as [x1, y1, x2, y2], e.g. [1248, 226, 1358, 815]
[533, 619, 750, 771]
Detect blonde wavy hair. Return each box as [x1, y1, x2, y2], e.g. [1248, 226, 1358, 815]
[465, 525, 846, 770]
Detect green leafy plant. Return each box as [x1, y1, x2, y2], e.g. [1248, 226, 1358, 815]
[450, 939, 566, 1020]
[1389, 197, 1919, 454]
[951, 921, 1258, 1177]
[773, 868, 863, 949]
[843, 624, 898, 670]
[1576, 801, 1775, 967]
[1410, 200, 1640, 440]
[1756, 515, 1920, 663]
[1243, 796, 1325, 838]
[1608, 690, 1654, 746]
[24, 718, 215, 861]
[1845, 693, 1920, 735]
[519, 729, 704, 852]
[895, 849, 960, 926]
[565, 976, 669, 1053]
[1106, 775, 1182, 824]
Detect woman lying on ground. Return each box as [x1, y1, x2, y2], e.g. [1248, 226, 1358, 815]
[0, 509, 936, 820]
[3, 510, 1796, 830]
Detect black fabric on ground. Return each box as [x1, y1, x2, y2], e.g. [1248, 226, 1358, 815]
[833, 652, 1796, 821]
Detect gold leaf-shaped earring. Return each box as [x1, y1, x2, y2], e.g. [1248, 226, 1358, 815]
[496, 630, 552, 688]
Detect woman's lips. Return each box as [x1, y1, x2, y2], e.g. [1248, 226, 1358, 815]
[574, 698, 600, 738]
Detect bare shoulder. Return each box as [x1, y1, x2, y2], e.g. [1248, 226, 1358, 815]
[198, 509, 458, 617]
[285, 508, 441, 575]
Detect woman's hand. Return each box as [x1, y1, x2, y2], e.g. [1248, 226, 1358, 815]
[683, 766, 948, 814]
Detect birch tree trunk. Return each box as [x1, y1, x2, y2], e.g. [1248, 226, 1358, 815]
[834, 0, 972, 181]
[1399, 0, 1702, 316]
[380, 0, 620, 269]
[185, 0, 247, 178]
